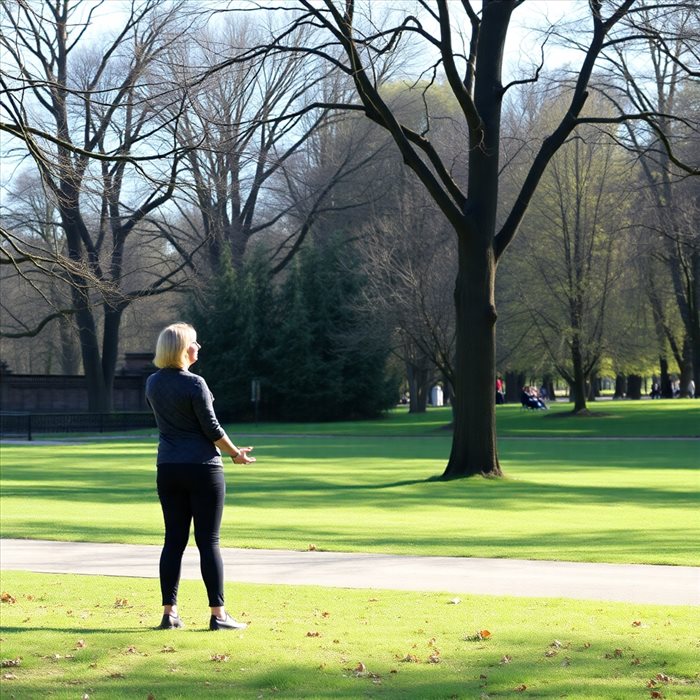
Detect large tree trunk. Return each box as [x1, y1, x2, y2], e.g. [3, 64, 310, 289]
[570, 337, 587, 412]
[627, 374, 642, 399]
[679, 340, 693, 397]
[74, 301, 109, 412]
[406, 361, 430, 414]
[690, 250, 700, 397]
[101, 305, 125, 412]
[659, 356, 673, 398]
[442, 237, 501, 479]
[614, 373, 626, 399]
[504, 370, 525, 403]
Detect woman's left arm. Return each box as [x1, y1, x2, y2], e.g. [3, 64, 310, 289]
[215, 435, 256, 464]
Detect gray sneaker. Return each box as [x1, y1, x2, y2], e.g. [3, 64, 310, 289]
[209, 613, 247, 631]
[157, 613, 184, 629]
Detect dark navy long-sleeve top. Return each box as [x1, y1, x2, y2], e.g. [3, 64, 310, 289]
[145, 368, 226, 465]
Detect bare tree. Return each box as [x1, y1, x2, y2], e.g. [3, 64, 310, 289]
[0, 0, 200, 409]
[595, 4, 700, 397]
[362, 178, 456, 414]
[159, 15, 386, 279]
[247, 0, 699, 478]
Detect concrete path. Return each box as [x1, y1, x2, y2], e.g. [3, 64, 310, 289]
[1, 539, 697, 606]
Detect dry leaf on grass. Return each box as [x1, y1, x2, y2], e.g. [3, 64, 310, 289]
[210, 654, 229, 663]
[1, 658, 21, 668]
[399, 653, 419, 663]
[114, 598, 128, 608]
[306, 631, 321, 637]
[465, 629, 492, 642]
[1, 592, 16, 604]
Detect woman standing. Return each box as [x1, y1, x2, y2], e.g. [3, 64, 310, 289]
[146, 322, 255, 631]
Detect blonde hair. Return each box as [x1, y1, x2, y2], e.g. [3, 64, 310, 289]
[153, 323, 197, 369]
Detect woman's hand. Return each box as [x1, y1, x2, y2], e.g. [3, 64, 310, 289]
[232, 447, 255, 464]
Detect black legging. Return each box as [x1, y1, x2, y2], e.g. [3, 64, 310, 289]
[156, 463, 226, 607]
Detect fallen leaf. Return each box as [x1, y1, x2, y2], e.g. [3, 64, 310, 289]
[124, 645, 139, 654]
[479, 629, 492, 639]
[82, 694, 90, 699]
[306, 631, 321, 637]
[114, 598, 128, 608]
[427, 651, 441, 664]
[308, 544, 317, 551]
[354, 662, 367, 674]
[632, 620, 642, 627]
[479, 674, 488, 679]
[656, 673, 671, 683]
[147, 694, 156, 700]
[400, 654, 419, 663]
[161, 646, 176, 653]
[75, 640, 86, 649]
[650, 692, 663, 699]
[321, 611, 330, 618]
[631, 657, 641, 665]
[514, 684, 527, 692]
[550, 640, 563, 648]
[0, 658, 21, 668]
[108, 672, 125, 679]
[544, 649, 558, 657]
[500, 655, 512, 664]
[0, 592, 16, 604]
[560, 658, 571, 667]
[210, 654, 229, 662]
[448, 597, 461, 605]
[2, 673, 17, 680]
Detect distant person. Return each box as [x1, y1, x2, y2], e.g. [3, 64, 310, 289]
[146, 322, 255, 632]
[650, 382, 661, 399]
[521, 386, 546, 410]
[496, 376, 505, 404]
[689, 379, 696, 398]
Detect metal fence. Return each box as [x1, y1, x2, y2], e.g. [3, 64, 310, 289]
[0, 412, 156, 440]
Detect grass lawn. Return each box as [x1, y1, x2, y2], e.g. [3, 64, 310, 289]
[1, 436, 698, 565]
[0, 571, 698, 699]
[225, 399, 700, 438]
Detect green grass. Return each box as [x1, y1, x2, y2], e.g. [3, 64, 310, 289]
[1, 436, 698, 565]
[0, 571, 698, 699]
[13, 398, 700, 440]
[226, 399, 700, 438]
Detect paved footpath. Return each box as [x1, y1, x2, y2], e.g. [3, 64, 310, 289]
[1, 539, 698, 606]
